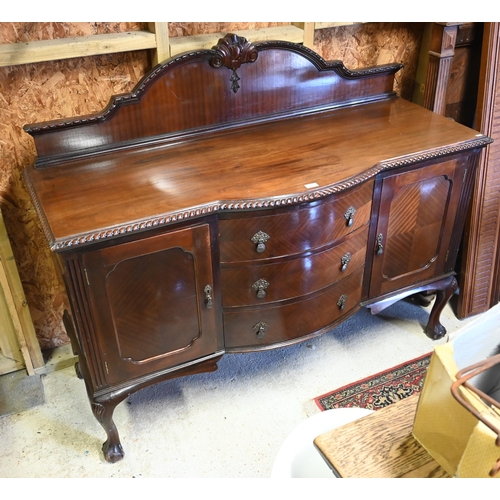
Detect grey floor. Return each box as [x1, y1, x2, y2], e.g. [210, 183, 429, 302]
[1, 298, 499, 479]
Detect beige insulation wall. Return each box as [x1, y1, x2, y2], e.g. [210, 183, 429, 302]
[0, 22, 424, 350]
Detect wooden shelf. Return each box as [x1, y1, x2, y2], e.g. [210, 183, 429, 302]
[314, 22, 365, 29]
[0, 23, 362, 68]
[0, 31, 158, 67]
[169, 25, 306, 56]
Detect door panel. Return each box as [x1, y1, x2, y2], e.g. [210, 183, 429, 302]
[106, 247, 200, 363]
[82, 222, 220, 386]
[382, 175, 449, 279]
[369, 158, 466, 298]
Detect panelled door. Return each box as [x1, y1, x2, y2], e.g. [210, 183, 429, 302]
[369, 157, 468, 298]
[81, 221, 221, 387]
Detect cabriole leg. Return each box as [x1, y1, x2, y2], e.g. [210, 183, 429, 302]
[91, 399, 125, 463]
[425, 276, 458, 340]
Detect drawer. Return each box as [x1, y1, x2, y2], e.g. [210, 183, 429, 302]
[221, 225, 368, 307]
[219, 180, 373, 263]
[223, 267, 364, 349]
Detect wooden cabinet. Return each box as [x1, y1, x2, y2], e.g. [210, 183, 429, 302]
[23, 34, 491, 462]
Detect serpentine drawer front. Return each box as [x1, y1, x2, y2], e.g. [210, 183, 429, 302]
[223, 267, 364, 349]
[23, 34, 491, 462]
[220, 225, 368, 307]
[218, 180, 373, 263]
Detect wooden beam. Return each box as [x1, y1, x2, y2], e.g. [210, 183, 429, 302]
[0, 261, 35, 375]
[0, 23, 328, 68]
[169, 25, 305, 57]
[0, 211, 44, 373]
[0, 284, 25, 373]
[292, 22, 315, 49]
[314, 22, 363, 29]
[0, 31, 157, 67]
[149, 22, 170, 66]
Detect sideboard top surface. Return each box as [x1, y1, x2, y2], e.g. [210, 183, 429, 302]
[22, 35, 491, 251]
[25, 97, 488, 251]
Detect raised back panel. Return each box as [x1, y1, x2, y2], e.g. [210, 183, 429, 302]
[24, 35, 402, 166]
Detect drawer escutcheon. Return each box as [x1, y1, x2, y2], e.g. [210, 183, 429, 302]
[251, 231, 270, 253]
[204, 284, 214, 309]
[344, 206, 356, 227]
[376, 233, 384, 255]
[337, 294, 348, 311]
[341, 252, 352, 272]
[252, 278, 270, 298]
[253, 321, 269, 339]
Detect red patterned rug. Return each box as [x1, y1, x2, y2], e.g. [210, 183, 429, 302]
[314, 352, 431, 411]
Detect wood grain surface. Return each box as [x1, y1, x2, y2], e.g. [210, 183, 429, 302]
[314, 394, 450, 478]
[25, 98, 486, 251]
[0, 22, 427, 350]
[20, 32, 491, 463]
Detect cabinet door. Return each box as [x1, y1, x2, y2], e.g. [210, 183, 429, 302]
[368, 158, 467, 298]
[81, 222, 220, 386]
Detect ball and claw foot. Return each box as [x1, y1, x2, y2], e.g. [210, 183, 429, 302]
[103, 440, 125, 463]
[425, 322, 447, 341]
[92, 401, 125, 463]
[424, 276, 457, 341]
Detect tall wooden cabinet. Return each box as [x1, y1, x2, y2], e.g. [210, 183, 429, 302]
[458, 23, 500, 316]
[412, 22, 500, 319]
[23, 35, 491, 462]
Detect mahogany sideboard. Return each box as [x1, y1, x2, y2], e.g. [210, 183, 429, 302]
[23, 34, 492, 463]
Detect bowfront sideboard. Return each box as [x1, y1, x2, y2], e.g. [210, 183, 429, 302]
[23, 34, 492, 462]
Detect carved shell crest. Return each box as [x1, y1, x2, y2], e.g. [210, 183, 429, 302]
[210, 33, 258, 71]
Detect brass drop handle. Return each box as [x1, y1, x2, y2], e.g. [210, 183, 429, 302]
[251, 231, 270, 253]
[252, 278, 270, 299]
[376, 233, 384, 255]
[337, 294, 348, 311]
[344, 206, 356, 228]
[341, 252, 351, 272]
[253, 321, 269, 339]
[204, 284, 213, 309]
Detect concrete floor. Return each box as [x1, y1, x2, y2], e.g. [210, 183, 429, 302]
[1, 299, 499, 479]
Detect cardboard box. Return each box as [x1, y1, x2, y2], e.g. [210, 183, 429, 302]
[413, 323, 500, 478]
